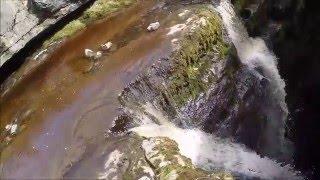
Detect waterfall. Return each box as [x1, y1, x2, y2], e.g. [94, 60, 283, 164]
[127, 1, 301, 179]
[131, 104, 301, 179]
[216, 0, 288, 115]
[216, 0, 291, 158]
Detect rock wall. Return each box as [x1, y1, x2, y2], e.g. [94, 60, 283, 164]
[0, 0, 90, 66]
[234, 0, 320, 178]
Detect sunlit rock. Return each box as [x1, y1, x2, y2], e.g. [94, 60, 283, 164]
[147, 22, 160, 32]
[101, 42, 113, 51]
[5, 124, 12, 131]
[84, 49, 95, 59]
[10, 124, 18, 135]
[94, 51, 103, 60]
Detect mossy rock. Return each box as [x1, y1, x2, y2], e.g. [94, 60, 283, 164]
[167, 7, 230, 107]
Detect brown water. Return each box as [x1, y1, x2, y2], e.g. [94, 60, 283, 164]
[0, 0, 193, 178]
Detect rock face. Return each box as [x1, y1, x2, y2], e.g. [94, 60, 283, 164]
[111, 6, 236, 179]
[234, 0, 320, 178]
[0, 0, 89, 66]
[117, 1, 290, 164]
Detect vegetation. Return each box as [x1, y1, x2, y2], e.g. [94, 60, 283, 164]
[168, 8, 230, 107]
[45, 0, 136, 46]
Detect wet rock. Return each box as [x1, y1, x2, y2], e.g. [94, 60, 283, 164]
[84, 49, 102, 60]
[28, 0, 73, 17]
[113, 7, 236, 178]
[84, 49, 95, 59]
[100, 42, 113, 51]
[5, 123, 18, 135]
[94, 51, 102, 60]
[10, 124, 18, 135]
[119, 8, 227, 112]
[147, 22, 160, 32]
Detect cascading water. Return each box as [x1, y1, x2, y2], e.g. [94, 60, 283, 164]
[127, 0, 302, 179]
[215, 0, 291, 159]
[131, 103, 301, 179]
[216, 0, 288, 114]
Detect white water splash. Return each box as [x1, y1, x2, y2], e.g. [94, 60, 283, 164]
[98, 150, 124, 180]
[216, 0, 288, 114]
[130, 104, 301, 179]
[128, 1, 300, 179]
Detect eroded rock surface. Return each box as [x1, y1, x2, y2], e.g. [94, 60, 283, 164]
[0, 0, 90, 66]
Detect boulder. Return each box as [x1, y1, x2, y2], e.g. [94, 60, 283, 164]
[84, 49, 95, 59]
[147, 22, 160, 32]
[94, 51, 102, 60]
[101, 42, 113, 51]
[84, 49, 102, 60]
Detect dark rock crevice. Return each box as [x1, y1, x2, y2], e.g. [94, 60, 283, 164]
[233, 0, 320, 178]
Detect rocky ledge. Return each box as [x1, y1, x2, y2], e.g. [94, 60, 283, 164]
[0, 0, 92, 66]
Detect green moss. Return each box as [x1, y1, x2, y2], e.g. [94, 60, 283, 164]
[45, 0, 136, 46]
[167, 8, 229, 107]
[46, 20, 85, 44]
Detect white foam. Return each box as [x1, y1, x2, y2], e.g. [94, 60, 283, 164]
[216, 0, 287, 114]
[132, 124, 301, 179]
[130, 101, 300, 179]
[98, 150, 124, 179]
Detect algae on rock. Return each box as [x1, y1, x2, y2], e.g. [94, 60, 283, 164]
[167, 8, 229, 107]
[45, 0, 137, 46]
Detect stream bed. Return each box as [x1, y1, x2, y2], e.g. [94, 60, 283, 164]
[0, 0, 311, 179]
